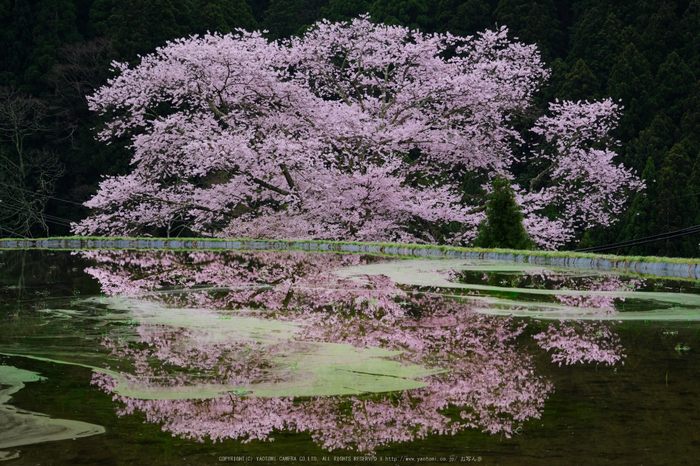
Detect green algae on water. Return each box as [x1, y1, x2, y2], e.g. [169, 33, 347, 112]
[0, 365, 105, 455]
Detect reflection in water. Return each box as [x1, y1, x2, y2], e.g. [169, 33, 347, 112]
[0, 365, 105, 455]
[64, 250, 632, 452]
[533, 322, 625, 366]
[338, 258, 700, 320]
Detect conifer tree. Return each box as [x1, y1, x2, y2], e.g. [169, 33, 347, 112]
[568, 10, 622, 83]
[370, 0, 437, 31]
[194, 0, 258, 35]
[493, 0, 563, 61]
[556, 59, 600, 102]
[655, 52, 696, 124]
[434, 0, 490, 37]
[322, 0, 371, 23]
[639, 1, 682, 71]
[617, 156, 657, 255]
[625, 113, 677, 174]
[681, 81, 700, 157]
[655, 143, 695, 257]
[607, 42, 655, 142]
[473, 176, 533, 250]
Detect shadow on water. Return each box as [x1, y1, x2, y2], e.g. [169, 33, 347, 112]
[0, 249, 699, 464]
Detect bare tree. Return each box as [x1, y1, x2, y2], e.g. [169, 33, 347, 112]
[0, 87, 65, 237]
[46, 38, 111, 146]
[48, 38, 110, 104]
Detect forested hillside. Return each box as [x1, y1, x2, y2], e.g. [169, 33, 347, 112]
[1, 0, 699, 256]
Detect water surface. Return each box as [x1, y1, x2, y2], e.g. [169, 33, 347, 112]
[1, 249, 699, 465]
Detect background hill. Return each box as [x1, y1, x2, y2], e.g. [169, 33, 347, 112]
[1, 0, 699, 256]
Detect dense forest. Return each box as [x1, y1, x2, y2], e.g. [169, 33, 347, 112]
[1, 0, 700, 257]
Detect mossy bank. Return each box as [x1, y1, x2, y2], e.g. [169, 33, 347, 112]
[2, 236, 700, 280]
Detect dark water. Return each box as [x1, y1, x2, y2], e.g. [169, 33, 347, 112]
[1, 249, 699, 465]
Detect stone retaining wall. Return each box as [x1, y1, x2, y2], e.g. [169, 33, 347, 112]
[1, 238, 698, 280]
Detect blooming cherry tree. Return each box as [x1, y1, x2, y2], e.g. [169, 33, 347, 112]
[74, 17, 641, 248]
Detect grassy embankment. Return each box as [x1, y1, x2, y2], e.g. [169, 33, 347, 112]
[1, 235, 699, 266]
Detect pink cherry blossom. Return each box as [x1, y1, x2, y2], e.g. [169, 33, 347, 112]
[81, 249, 626, 452]
[73, 17, 641, 248]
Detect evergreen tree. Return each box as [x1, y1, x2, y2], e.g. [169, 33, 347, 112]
[28, 0, 82, 90]
[555, 58, 600, 101]
[617, 156, 658, 255]
[625, 113, 677, 174]
[607, 42, 656, 142]
[473, 176, 533, 250]
[0, 0, 13, 84]
[538, 57, 568, 104]
[655, 142, 696, 257]
[369, 0, 438, 31]
[680, 0, 700, 76]
[639, 0, 682, 71]
[680, 80, 700, 157]
[568, 10, 623, 83]
[687, 149, 700, 229]
[434, 0, 491, 37]
[89, 0, 195, 62]
[655, 51, 696, 124]
[194, 0, 257, 35]
[493, 0, 564, 61]
[245, 0, 271, 23]
[5, 0, 34, 87]
[322, 0, 371, 23]
[262, 0, 328, 39]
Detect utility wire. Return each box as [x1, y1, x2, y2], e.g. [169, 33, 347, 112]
[574, 225, 700, 252]
[0, 202, 75, 227]
[0, 181, 87, 207]
[0, 225, 29, 238]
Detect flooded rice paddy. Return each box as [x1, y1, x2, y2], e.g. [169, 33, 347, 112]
[1, 248, 699, 465]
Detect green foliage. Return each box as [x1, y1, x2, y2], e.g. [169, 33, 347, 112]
[568, 9, 623, 82]
[194, 0, 258, 34]
[93, 0, 194, 61]
[434, 0, 490, 36]
[369, 0, 437, 31]
[655, 51, 696, 124]
[262, 0, 328, 39]
[625, 113, 677, 174]
[654, 143, 698, 257]
[322, 0, 371, 23]
[607, 42, 655, 141]
[474, 176, 534, 250]
[556, 58, 600, 101]
[245, 0, 271, 23]
[639, 1, 682, 71]
[680, 81, 700, 156]
[616, 157, 658, 256]
[87, 0, 256, 62]
[494, 0, 564, 60]
[2, 0, 700, 256]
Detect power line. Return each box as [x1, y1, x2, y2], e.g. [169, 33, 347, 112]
[0, 181, 87, 207]
[0, 202, 75, 228]
[0, 225, 29, 238]
[574, 225, 700, 253]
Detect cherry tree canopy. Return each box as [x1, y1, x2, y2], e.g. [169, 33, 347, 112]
[73, 17, 642, 248]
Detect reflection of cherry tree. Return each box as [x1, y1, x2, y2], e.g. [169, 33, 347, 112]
[467, 269, 644, 316]
[547, 273, 644, 314]
[291, 294, 552, 436]
[92, 372, 296, 443]
[462, 271, 630, 365]
[82, 250, 625, 452]
[80, 250, 407, 320]
[533, 322, 625, 366]
[92, 306, 550, 452]
[100, 325, 277, 388]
